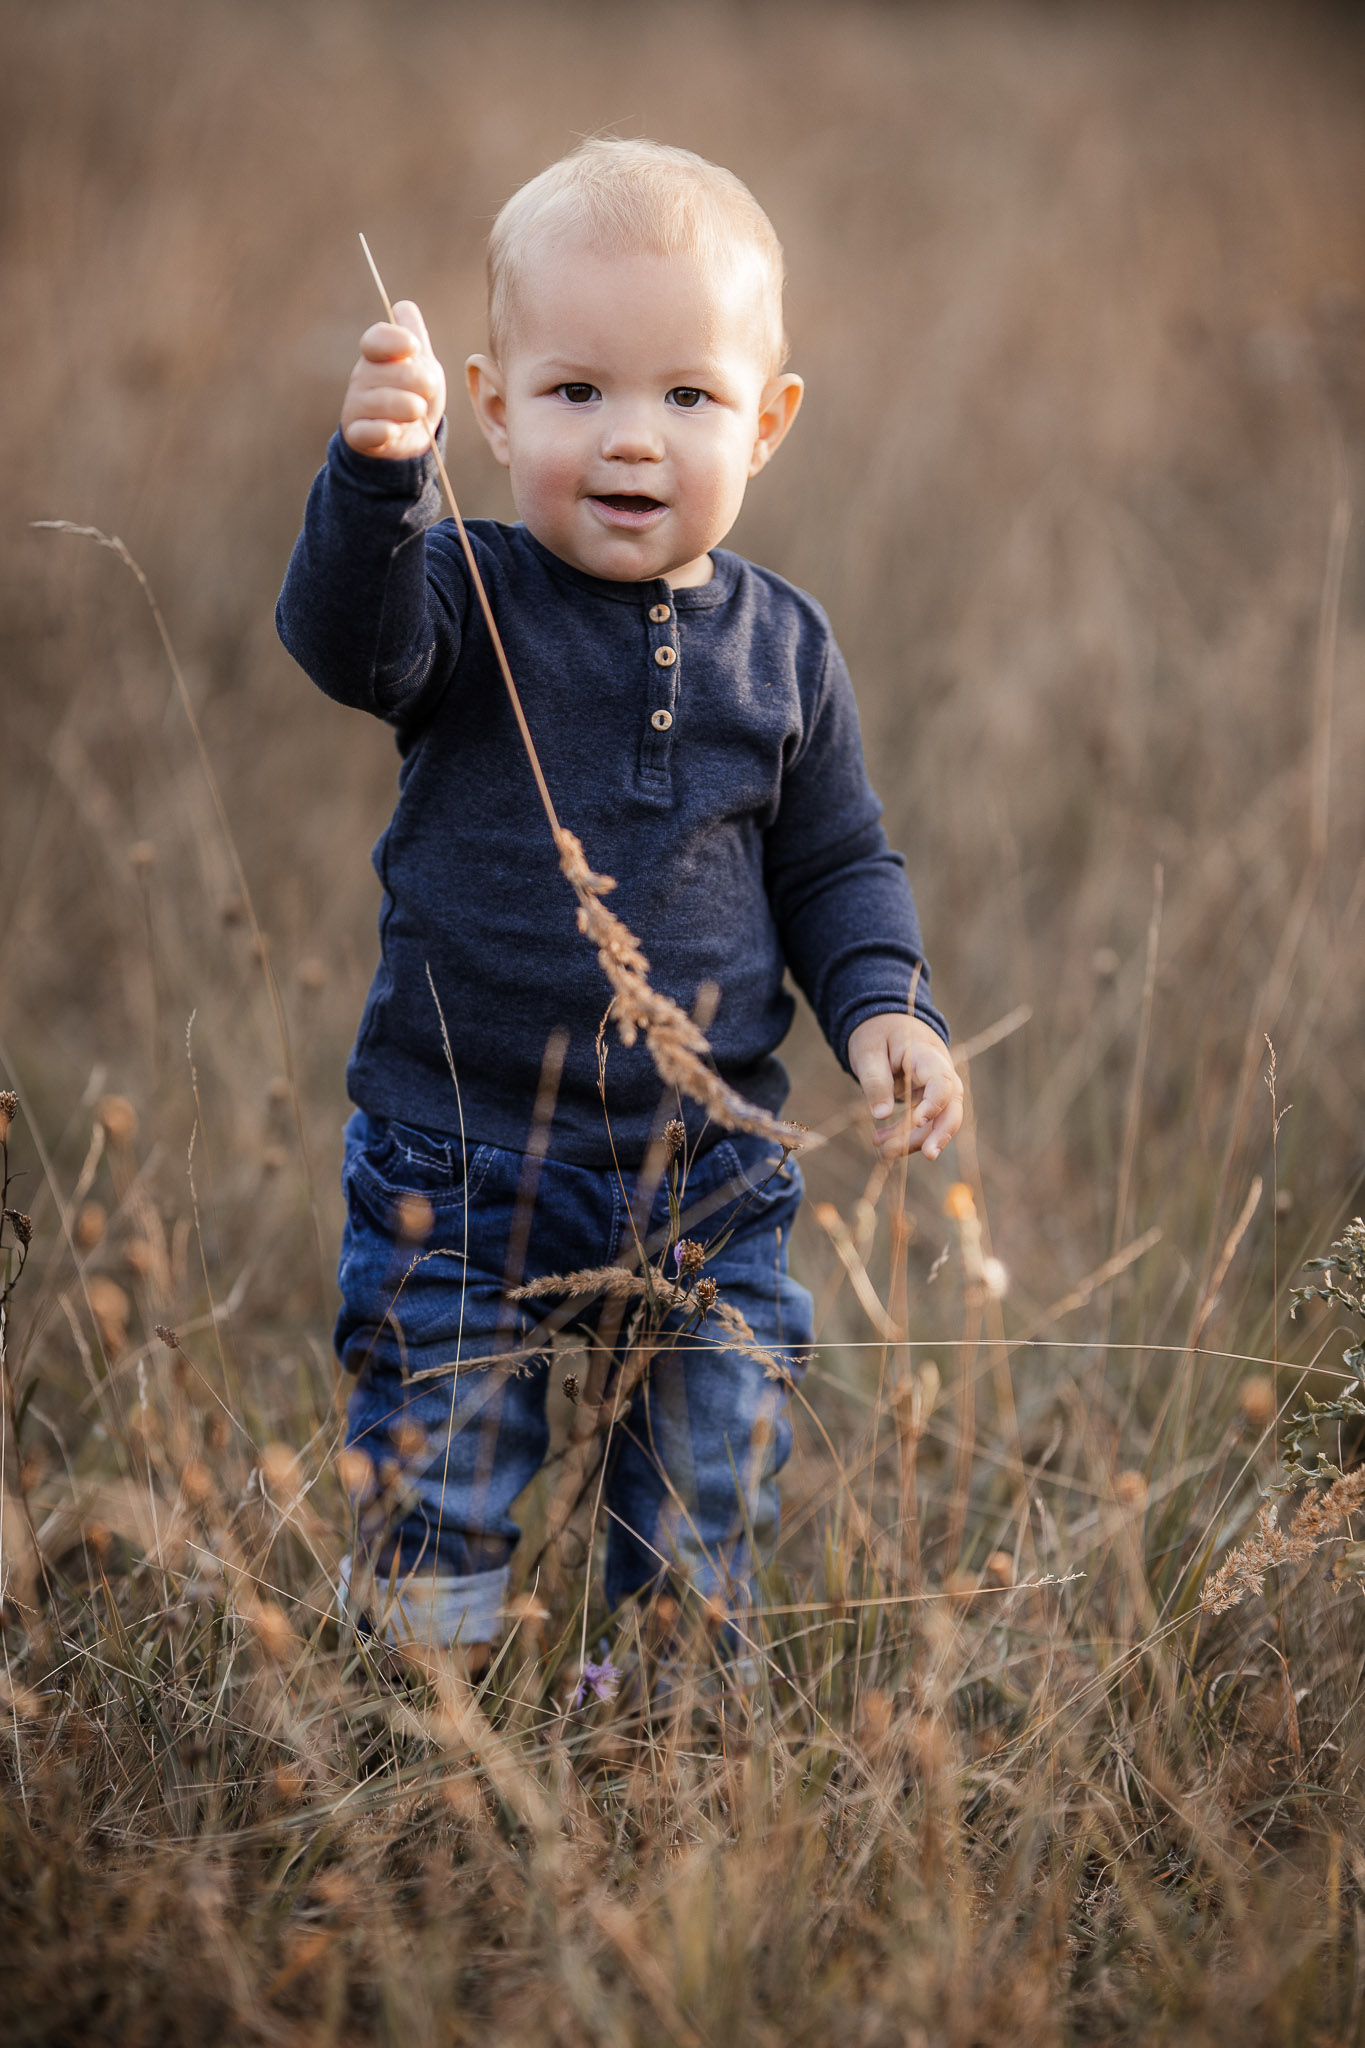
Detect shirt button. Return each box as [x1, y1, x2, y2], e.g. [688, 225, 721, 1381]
[649, 603, 671, 624]
[653, 645, 676, 667]
[650, 709, 674, 732]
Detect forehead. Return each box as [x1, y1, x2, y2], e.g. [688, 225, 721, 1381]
[501, 233, 774, 376]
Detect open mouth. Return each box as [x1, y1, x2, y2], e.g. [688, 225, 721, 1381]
[589, 493, 668, 523]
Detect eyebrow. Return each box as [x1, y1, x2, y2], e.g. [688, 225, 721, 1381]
[528, 356, 734, 387]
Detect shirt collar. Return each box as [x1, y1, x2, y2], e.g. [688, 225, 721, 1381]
[517, 526, 742, 610]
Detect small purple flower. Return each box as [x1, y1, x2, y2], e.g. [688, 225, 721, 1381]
[572, 1658, 621, 1708]
[672, 1243, 684, 1273]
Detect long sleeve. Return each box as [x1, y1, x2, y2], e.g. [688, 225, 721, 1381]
[764, 635, 948, 1066]
[276, 429, 467, 727]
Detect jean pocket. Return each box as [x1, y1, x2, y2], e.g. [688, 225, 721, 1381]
[346, 1116, 492, 1233]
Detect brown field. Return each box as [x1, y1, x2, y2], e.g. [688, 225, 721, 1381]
[3, 3, 1365, 2041]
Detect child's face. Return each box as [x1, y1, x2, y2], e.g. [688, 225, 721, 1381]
[466, 238, 802, 588]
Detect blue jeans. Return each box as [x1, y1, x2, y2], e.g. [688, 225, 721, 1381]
[335, 1111, 812, 1647]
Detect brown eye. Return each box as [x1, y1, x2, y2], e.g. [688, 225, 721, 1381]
[669, 387, 706, 409]
[558, 382, 598, 404]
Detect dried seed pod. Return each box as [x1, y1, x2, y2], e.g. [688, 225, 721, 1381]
[75, 1201, 107, 1251]
[663, 1118, 686, 1162]
[394, 1192, 434, 1244]
[675, 1238, 706, 1276]
[87, 1274, 131, 1351]
[1239, 1376, 1276, 1430]
[95, 1095, 138, 1146]
[0, 1091, 17, 1142]
[4, 1208, 32, 1248]
[693, 1275, 718, 1310]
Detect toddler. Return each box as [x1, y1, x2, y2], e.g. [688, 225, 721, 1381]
[277, 138, 962, 1656]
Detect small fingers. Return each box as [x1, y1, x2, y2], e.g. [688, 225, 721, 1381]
[344, 383, 431, 425]
[359, 319, 421, 364]
[391, 299, 433, 354]
[342, 417, 405, 455]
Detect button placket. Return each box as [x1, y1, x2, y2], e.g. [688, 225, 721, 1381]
[640, 583, 680, 784]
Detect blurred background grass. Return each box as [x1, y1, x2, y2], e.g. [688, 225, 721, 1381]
[4, 5, 1365, 2039]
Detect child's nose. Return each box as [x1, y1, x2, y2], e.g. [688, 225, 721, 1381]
[599, 404, 664, 463]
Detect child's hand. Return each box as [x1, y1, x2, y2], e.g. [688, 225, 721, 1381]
[848, 1014, 963, 1162]
[340, 299, 447, 460]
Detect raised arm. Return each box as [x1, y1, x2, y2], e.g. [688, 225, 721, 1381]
[276, 302, 465, 725]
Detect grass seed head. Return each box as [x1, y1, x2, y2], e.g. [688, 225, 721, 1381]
[75, 1200, 107, 1250]
[95, 1094, 138, 1145]
[0, 1090, 17, 1141]
[1239, 1375, 1277, 1429]
[87, 1274, 131, 1351]
[395, 1192, 435, 1244]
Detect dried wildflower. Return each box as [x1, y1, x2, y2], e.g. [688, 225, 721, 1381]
[180, 1459, 214, 1506]
[0, 1090, 17, 1141]
[95, 1094, 138, 1145]
[87, 1274, 131, 1352]
[512, 1265, 688, 1310]
[504, 1591, 551, 1632]
[571, 1657, 621, 1708]
[663, 1117, 686, 1162]
[1201, 1467, 1365, 1613]
[556, 826, 802, 1146]
[674, 1238, 706, 1276]
[395, 1192, 435, 1244]
[1238, 1376, 1277, 1430]
[892, 1361, 940, 1443]
[562, 1371, 580, 1403]
[75, 1200, 107, 1250]
[269, 1762, 308, 1805]
[259, 1442, 303, 1498]
[693, 1275, 718, 1311]
[335, 1447, 373, 1498]
[249, 1602, 296, 1662]
[981, 1255, 1009, 1298]
[4, 1209, 32, 1247]
[390, 1419, 428, 1461]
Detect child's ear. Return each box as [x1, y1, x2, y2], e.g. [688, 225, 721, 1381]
[466, 354, 510, 466]
[749, 373, 804, 477]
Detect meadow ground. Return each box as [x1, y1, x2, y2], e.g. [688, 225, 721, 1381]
[3, 2, 1365, 2040]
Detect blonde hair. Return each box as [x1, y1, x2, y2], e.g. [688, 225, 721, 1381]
[487, 136, 788, 372]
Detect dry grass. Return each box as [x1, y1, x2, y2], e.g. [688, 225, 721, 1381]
[4, 1, 1365, 2040]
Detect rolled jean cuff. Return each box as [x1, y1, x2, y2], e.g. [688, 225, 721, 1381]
[339, 1557, 509, 1647]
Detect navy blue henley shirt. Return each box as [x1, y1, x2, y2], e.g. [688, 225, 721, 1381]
[276, 432, 947, 1166]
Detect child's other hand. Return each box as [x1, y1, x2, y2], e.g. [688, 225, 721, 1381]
[341, 299, 447, 460]
[848, 1014, 963, 1162]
